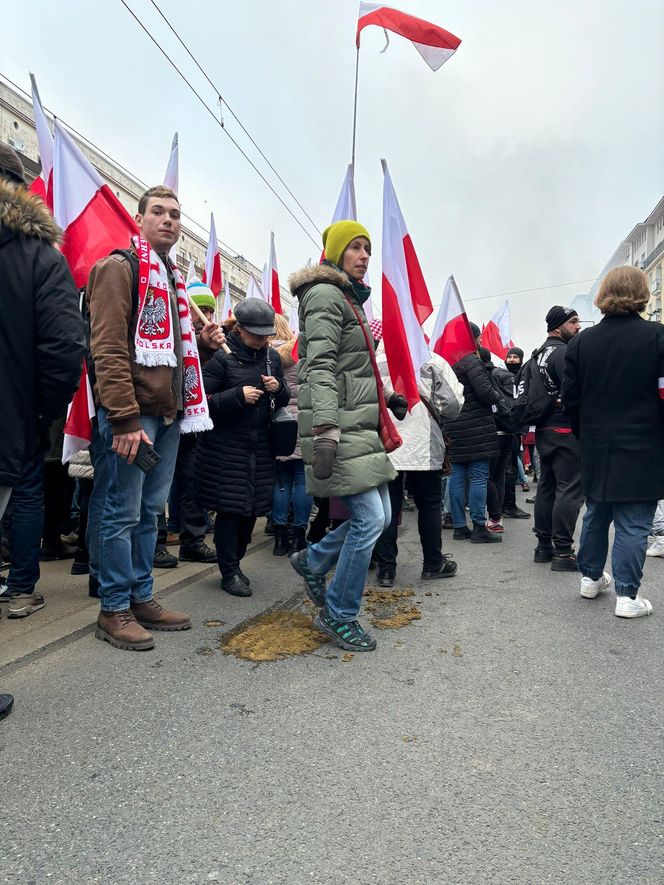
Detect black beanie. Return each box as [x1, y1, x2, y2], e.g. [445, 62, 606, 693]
[469, 322, 481, 339]
[546, 305, 578, 332]
[506, 347, 524, 361]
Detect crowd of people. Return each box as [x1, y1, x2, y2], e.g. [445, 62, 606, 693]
[2, 140, 663, 720]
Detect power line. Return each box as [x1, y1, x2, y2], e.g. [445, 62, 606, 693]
[464, 277, 599, 303]
[118, 0, 321, 250]
[148, 0, 321, 238]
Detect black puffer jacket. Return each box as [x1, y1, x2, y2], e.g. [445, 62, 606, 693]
[195, 331, 290, 516]
[0, 179, 85, 487]
[445, 352, 500, 462]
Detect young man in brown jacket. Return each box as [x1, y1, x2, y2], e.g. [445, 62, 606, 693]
[87, 185, 219, 651]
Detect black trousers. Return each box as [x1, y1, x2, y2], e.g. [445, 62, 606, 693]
[534, 430, 583, 551]
[487, 434, 513, 519]
[503, 435, 519, 511]
[42, 460, 74, 547]
[174, 435, 209, 546]
[374, 470, 443, 572]
[214, 512, 257, 577]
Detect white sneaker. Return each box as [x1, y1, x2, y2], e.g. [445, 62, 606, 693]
[580, 572, 612, 599]
[646, 537, 664, 557]
[615, 595, 654, 619]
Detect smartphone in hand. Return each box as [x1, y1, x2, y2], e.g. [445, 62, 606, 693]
[134, 440, 161, 474]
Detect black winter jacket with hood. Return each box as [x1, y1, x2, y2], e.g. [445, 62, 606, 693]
[0, 179, 85, 486]
[446, 352, 500, 462]
[195, 330, 290, 516]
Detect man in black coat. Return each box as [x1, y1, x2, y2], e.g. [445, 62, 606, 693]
[562, 266, 664, 618]
[0, 143, 85, 716]
[532, 305, 583, 571]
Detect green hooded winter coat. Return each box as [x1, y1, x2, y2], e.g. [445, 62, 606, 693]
[289, 263, 397, 498]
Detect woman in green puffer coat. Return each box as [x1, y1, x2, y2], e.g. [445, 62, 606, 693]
[288, 221, 406, 653]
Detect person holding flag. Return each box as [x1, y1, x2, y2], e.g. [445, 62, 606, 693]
[288, 220, 406, 652]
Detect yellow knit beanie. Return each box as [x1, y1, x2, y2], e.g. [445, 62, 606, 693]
[322, 220, 371, 268]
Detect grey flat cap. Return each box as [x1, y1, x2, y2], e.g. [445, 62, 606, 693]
[235, 298, 276, 336]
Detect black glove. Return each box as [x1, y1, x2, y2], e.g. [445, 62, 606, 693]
[388, 393, 408, 421]
[312, 426, 339, 480]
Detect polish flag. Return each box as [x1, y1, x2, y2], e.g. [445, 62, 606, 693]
[62, 360, 95, 463]
[202, 212, 222, 297]
[53, 120, 137, 289]
[246, 274, 265, 301]
[332, 164, 357, 222]
[381, 159, 431, 408]
[431, 275, 476, 366]
[482, 301, 514, 362]
[163, 132, 179, 194]
[264, 231, 283, 314]
[221, 280, 233, 320]
[289, 304, 300, 363]
[356, 2, 461, 72]
[186, 256, 197, 283]
[28, 74, 54, 209]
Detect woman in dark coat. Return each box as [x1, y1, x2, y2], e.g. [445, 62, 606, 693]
[196, 300, 289, 596]
[446, 348, 501, 543]
[562, 265, 664, 619]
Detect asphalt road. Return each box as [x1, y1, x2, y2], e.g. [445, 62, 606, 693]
[2, 494, 663, 885]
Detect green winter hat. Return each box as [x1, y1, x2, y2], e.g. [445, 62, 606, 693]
[187, 279, 216, 312]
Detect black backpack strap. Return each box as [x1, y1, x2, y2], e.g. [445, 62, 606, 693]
[109, 248, 140, 316]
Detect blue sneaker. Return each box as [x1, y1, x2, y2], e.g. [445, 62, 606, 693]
[313, 610, 377, 652]
[290, 548, 326, 607]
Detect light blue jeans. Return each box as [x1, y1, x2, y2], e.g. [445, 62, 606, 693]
[449, 459, 490, 527]
[97, 408, 180, 612]
[307, 484, 391, 622]
[272, 460, 313, 527]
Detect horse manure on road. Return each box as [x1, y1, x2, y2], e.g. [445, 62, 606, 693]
[364, 587, 422, 630]
[221, 611, 328, 662]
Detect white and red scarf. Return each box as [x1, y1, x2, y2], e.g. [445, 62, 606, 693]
[133, 235, 212, 434]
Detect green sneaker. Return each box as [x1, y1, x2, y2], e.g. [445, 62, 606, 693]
[290, 549, 326, 607]
[313, 611, 377, 652]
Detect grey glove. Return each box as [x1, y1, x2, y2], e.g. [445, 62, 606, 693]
[312, 425, 340, 480]
[388, 393, 408, 421]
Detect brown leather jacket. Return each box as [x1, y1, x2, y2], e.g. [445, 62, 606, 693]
[86, 252, 180, 434]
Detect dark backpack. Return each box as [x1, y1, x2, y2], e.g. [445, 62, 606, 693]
[510, 346, 557, 429]
[82, 249, 139, 387]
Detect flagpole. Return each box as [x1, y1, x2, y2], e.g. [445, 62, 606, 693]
[351, 46, 360, 168]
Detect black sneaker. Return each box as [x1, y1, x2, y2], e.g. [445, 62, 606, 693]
[88, 575, 101, 599]
[470, 523, 502, 544]
[453, 526, 471, 540]
[314, 611, 377, 652]
[0, 693, 14, 721]
[179, 541, 217, 563]
[377, 567, 395, 588]
[551, 551, 578, 572]
[503, 507, 531, 519]
[221, 573, 252, 597]
[421, 556, 458, 579]
[534, 545, 553, 563]
[290, 549, 326, 607]
[153, 546, 178, 569]
[442, 514, 454, 530]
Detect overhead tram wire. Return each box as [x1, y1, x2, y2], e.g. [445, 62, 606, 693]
[0, 72, 267, 267]
[118, 0, 321, 251]
[148, 0, 321, 239]
[464, 277, 599, 303]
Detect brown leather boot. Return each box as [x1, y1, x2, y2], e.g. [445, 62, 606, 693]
[130, 599, 191, 631]
[95, 610, 155, 651]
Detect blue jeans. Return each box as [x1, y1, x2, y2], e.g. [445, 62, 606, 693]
[578, 498, 657, 598]
[517, 456, 526, 484]
[86, 417, 110, 582]
[6, 454, 44, 594]
[97, 408, 180, 612]
[449, 459, 489, 527]
[272, 460, 313, 527]
[307, 484, 391, 622]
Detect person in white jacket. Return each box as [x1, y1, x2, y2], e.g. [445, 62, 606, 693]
[374, 343, 464, 586]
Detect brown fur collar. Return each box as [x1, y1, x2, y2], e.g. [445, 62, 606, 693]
[0, 178, 62, 245]
[288, 263, 351, 295]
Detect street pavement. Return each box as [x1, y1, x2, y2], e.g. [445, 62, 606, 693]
[2, 491, 663, 885]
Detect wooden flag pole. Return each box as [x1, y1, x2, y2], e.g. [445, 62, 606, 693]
[188, 296, 231, 353]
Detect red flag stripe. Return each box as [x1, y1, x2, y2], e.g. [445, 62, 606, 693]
[382, 274, 420, 406]
[357, 5, 461, 51]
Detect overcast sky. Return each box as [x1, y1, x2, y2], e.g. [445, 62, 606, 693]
[4, 0, 663, 354]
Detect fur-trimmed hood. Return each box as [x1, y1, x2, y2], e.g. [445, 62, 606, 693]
[288, 263, 352, 296]
[0, 178, 62, 245]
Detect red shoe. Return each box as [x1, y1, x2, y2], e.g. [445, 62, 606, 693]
[487, 518, 504, 534]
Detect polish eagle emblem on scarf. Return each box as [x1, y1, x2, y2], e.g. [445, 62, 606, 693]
[184, 364, 200, 404]
[139, 294, 168, 338]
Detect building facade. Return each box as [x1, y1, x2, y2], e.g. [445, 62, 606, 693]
[0, 76, 291, 314]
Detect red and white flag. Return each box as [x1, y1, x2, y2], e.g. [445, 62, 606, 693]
[53, 120, 137, 289]
[381, 159, 431, 408]
[431, 275, 476, 366]
[202, 212, 222, 297]
[264, 231, 283, 314]
[186, 256, 196, 283]
[221, 280, 233, 320]
[482, 301, 514, 362]
[356, 2, 461, 72]
[62, 360, 95, 463]
[163, 132, 179, 194]
[246, 274, 265, 301]
[28, 74, 54, 209]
